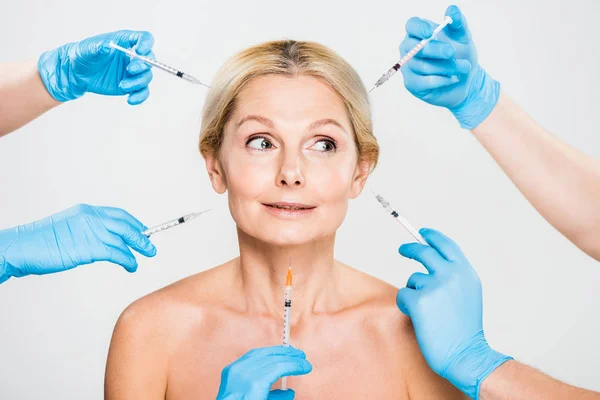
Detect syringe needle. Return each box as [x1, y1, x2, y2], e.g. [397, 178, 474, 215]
[369, 189, 427, 245]
[184, 209, 212, 222]
[185, 75, 211, 88]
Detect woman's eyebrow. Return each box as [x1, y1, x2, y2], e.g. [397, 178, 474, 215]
[236, 115, 347, 135]
[236, 114, 274, 129]
[308, 118, 347, 135]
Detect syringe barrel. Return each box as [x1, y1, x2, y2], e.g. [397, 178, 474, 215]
[282, 286, 292, 345]
[281, 286, 293, 390]
[142, 217, 182, 236]
[399, 40, 426, 66]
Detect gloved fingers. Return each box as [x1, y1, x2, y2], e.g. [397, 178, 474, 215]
[402, 69, 460, 93]
[102, 217, 156, 257]
[120, 223, 156, 257]
[406, 272, 432, 290]
[258, 357, 313, 384]
[268, 389, 296, 400]
[126, 59, 149, 75]
[119, 70, 153, 93]
[444, 5, 472, 43]
[100, 238, 139, 272]
[240, 346, 306, 361]
[101, 207, 146, 232]
[125, 51, 155, 75]
[405, 17, 435, 40]
[96, 39, 112, 56]
[399, 243, 445, 274]
[127, 87, 150, 105]
[118, 30, 155, 55]
[406, 57, 471, 77]
[75, 38, 112, 63]
[400, 37, 456, 60]
[396, 287, 418, 316]
[419, 228, 466, 262]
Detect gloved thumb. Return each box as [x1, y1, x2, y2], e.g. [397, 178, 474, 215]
[445, 5, 472, 42]
[76, 38, 111, 64]
[396, 287, 417, 316]
[97, 40, 111, 55]
[117, 31, 155, 56]
[268, 389, 295, 400]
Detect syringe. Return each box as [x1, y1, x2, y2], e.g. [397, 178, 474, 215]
[369, 16, 453, 93]
[142, 209, 211, 237]
[108, 41, 211, 88]
[281, 260, 293, 390]
[370, 189, 427, 245]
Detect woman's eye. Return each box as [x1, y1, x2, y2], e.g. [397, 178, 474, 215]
[310, 139, 337, 152]
[247, 137, 273, 150]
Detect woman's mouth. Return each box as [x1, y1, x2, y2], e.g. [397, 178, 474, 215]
[263, 202, 317, 217]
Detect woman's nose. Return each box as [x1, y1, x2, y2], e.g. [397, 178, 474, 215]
[276, 150, 305, 188]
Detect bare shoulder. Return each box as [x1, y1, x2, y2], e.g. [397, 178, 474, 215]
[335, 261, 467, 400]
[113, 258, 236, 337]
[104, 260, 238, 399]
[334, 260, 412, 337]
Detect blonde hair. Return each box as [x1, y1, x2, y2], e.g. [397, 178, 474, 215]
[199, 39, 379, 169]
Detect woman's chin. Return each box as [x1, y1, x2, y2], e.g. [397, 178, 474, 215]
[245, 227, 333, 247]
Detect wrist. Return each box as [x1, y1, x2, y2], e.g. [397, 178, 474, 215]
[38, 44, 82, 102]
[450, 68, 501, 130]
[442, 330, 513, 399]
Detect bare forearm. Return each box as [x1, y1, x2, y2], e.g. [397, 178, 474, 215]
[480, 360, 600, 400]
[0, 60, 61, 137]
[472, 92, 600, 260]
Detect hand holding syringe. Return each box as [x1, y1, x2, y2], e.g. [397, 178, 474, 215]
[109, 41, 211, 88]
[369, 15, 453, 93]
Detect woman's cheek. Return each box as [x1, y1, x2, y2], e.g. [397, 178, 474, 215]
[309, 165, 351, 203]
[225, 157, 275, 199]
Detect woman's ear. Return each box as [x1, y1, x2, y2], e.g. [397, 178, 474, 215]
[349, 159, 372, 199]
[205, 154, 227, 194]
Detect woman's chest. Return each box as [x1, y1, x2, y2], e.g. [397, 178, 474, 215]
[284, 344, 409, 399]
[166, 320, 409, 399]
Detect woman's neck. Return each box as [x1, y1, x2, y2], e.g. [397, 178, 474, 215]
[235, 227, 342, 321]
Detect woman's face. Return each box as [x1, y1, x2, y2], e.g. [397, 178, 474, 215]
[206, 74, 370, 246]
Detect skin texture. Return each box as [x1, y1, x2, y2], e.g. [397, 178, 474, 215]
[480, 360, 600, 400]
[105, 74, 466, 400]
[472, 93, 600, 261]
[0, 61, 60, 137]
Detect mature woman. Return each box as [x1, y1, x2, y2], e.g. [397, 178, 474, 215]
[105, 39, 465, 400]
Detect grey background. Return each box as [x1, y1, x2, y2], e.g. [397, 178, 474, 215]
[1, 0, 599, 397]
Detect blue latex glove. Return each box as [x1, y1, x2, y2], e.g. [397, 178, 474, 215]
[0, 204, 157, 284]
[399, 5, 500, 129]
[217, 345, 312, 400]
[397, 228, 512, 399]
[38, 30, 155, 105]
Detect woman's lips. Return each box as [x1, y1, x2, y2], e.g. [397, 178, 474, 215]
[262, 202, 317, 217]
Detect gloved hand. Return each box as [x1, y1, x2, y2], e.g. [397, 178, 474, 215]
[399, 5, 500, 129]
[217, 345, 312, 400]
[396, 228, 512, 399]
[38, 30, 155, 105]
[0, 204, 157, 284]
